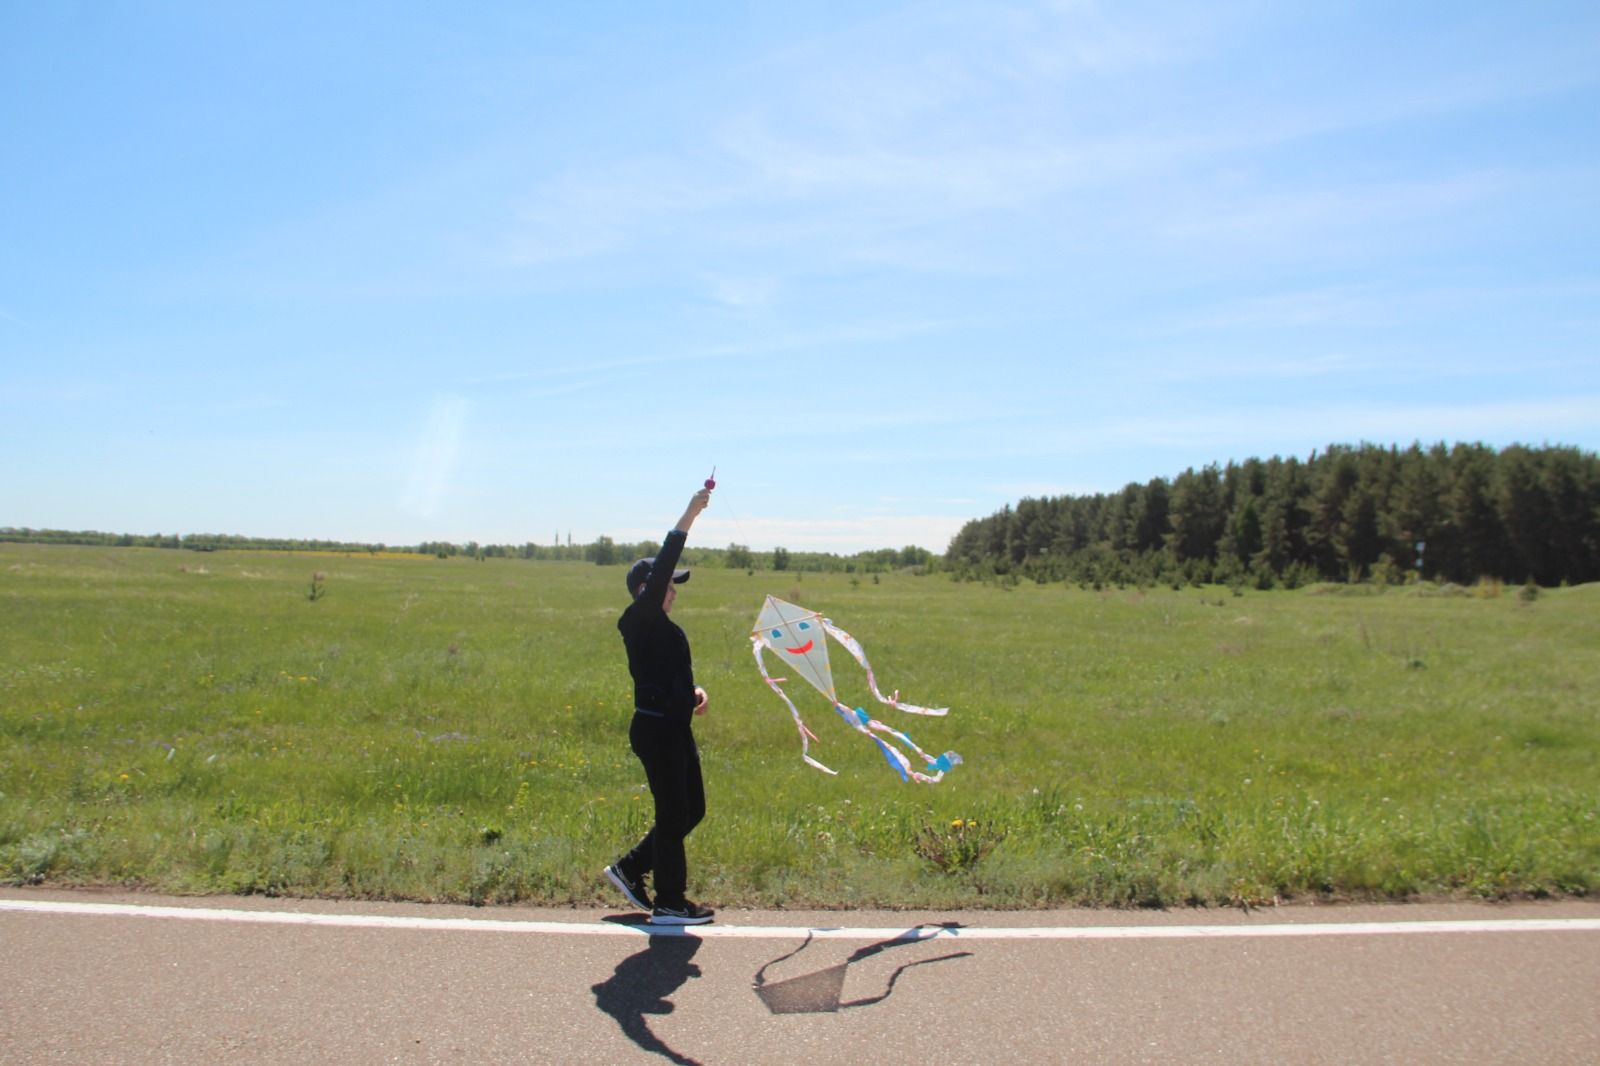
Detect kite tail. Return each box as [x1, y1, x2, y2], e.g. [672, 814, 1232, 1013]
[840, 705, 962, 785]
[752, 638, 838, 775]
[909, 750, 964, 784]
[821, 618, 949, 717]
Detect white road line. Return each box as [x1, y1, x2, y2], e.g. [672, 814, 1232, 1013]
[4, 898, 1599, 941]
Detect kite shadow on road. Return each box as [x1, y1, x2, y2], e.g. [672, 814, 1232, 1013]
[591, 934, 705, 1066]
[753, 926, 974, 1015]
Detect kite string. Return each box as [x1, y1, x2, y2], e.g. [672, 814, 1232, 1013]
[712, 476, 765, 565]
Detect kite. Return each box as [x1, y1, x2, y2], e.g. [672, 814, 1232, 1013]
[751, 595, 962, 783]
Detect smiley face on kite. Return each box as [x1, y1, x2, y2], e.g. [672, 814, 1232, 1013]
[771, 620, 814, 655]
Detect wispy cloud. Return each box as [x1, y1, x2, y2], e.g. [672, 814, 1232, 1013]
[1157, 286, 1392, 338]
[629, 510, 972, 554]
[480, 4, 1219, 277]
[1088, 396, 1600, 454]
[857, 395, 1600, 471]
[1167, 275, 1600, 336]
[0, 306, 41, 333]
[502, 157, 744, 266]
[700, 316, 966, 356]
[461, 315, 970, 395]
[1159, 171, 1509, 247]
[401, 395, 470, 518]
[703, 274, 778, 309]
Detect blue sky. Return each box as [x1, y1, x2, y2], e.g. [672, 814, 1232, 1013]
[4, 2, 1597, 554]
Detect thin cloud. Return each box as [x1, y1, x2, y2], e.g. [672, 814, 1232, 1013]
[1160, 171, 1509, 245]
[401, 396, 470, 519]
[629, 511, 972, 554]
[502, 158, 744, 266]
[704, 274, 779, 309]
[1164, 275, 1600, 337]
[700, 316, 967, 357]
[0, 307, 42, 333]
[1091, 396, 1600, 453]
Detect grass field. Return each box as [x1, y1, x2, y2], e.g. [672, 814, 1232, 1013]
[2, 542, 1596, 909]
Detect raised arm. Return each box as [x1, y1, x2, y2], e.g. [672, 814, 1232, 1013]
[675, 487, 711, 534]
[637, 487, 713, 608]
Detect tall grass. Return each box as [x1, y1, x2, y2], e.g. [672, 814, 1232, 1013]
[2, 543, 1596, 908]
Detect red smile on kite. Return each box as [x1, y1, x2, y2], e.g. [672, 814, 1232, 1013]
[785, 640, 815, 655]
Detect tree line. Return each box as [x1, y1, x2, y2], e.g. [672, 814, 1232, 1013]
[0, 527, 934, 575]
[0, 529, 393, 554]
[944, 442, 1600, 588]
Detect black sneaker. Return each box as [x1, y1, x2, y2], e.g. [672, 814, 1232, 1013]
[649, 901, 715, 926]
[603, 864, 652, 912]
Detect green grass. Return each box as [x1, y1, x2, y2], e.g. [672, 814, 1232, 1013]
[2, 543, 1597, 908]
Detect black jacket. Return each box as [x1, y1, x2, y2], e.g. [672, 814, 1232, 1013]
[617, 529, 697, 723]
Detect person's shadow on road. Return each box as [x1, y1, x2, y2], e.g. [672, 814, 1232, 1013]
[591, 934, 704, 1066]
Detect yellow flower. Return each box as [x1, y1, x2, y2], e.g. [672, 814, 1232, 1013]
[951, 818, 964, 828]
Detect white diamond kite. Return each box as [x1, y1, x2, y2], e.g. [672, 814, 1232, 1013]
[751, 595, 962, 783]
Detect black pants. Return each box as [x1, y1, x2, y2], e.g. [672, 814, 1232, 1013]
[618, 713, 704, 908]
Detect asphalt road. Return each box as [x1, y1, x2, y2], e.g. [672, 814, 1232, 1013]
[3, 888, 1597, 1065]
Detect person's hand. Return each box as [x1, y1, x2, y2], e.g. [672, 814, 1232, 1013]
[677, 487, 712, 532]
[693, 686, 708, 716]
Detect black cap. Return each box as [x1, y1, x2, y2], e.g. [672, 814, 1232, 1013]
[627, 557, 690, 594]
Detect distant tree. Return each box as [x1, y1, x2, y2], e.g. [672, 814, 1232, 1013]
[1337, 485, 1383, 579]
[1444, 444, 1506, 583]
[898, 545, 931, 568]
[1220, 496, 1263, 567]
[1013, 497, 1054, 563]
[1166, 465, 1225, 563]
[1303, 448, 1359, 578]
[1131, 478, 1170, 554]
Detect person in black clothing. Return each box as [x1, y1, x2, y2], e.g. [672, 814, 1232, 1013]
[604, 486, 716, 926]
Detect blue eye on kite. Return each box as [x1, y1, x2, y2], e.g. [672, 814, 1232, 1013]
[771, 629, 783, 639]
[797, 621, 811, 631]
